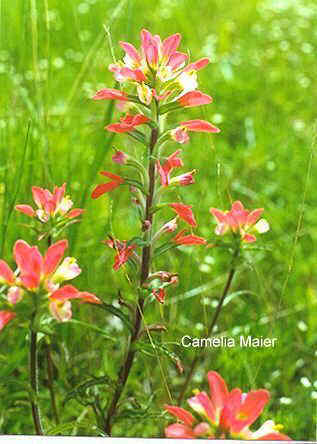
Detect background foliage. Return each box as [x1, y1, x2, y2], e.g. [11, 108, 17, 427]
[0, 0, 316, 439]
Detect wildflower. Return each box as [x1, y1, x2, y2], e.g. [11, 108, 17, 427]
[177, 91, 212, 108]
[169, 203, 197, 227]
[96, 29, 212, 109]
[93, 88, 129, 101]
[106, 113, 150, 133]
[171, 119, 220, 144]
[210, 200, 270, 243]
[15, 183, 84, 223]
[0, 311, 16, 332]
[91, 171, 125, 199]
[0, 240, 100, 327]
[165, 371, 292, 440]
[173, 230, 206, 246]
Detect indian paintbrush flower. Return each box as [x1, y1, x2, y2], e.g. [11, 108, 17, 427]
[210, 201, 270, 243]
[164, 371, 291, 440]
[0, 239, 100, 327]
[15, 183, 84, 223]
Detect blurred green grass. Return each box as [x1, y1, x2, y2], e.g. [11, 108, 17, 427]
[0, 0, 316, 439]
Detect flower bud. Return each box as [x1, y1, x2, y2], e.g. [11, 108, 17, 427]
[142, 220, 151, 232]
[112, 150, 128, 165]
[162, 218, 178, 233]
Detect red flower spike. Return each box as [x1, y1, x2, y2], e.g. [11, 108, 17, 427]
[93, 88, 129, 101]
[91, 172, 125, 199]
[169, 203, 197, 227]
[178, 91, 212, 108]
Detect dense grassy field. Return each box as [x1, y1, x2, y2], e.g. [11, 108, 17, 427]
[0, 0, 316, 439]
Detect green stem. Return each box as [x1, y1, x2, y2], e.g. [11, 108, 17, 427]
[177, 247, 240, 403]
[45, 341, 60, 425]
[29, 323, 44, 435]
[104, 104, 159, 435]
[45, 235, 60, 425]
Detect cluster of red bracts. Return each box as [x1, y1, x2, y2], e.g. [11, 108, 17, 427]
[164, 371, 291, 440]
[0, 184, 99, 333]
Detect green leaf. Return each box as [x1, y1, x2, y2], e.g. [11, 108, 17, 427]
[136, 340, 183, 372]
[153, 242, 178, 258]
[64, 375, 116, 406]
[96, 302, 134, 333]
[127, 236, 148, 247]
[68, 319, 116, 341]
[46, 420, 107, 436]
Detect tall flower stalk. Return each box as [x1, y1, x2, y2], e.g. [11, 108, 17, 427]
[0, 188, 99, 434]
[91, 29, 220, 434]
